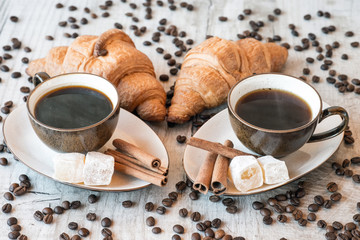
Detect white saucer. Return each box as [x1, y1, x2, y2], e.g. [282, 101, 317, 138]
[3, 104, 169, 192]
[183, 102, 343, 195]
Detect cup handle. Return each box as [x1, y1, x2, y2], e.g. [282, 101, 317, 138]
[33, 72, 51, 88]
[308, 106, 349, 143]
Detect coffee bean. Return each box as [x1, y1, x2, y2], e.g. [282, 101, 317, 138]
[91, 13, 97, 19]
[176, 208, 188, 218]
[196, 222, 206, 231]
[294, 45, 303, 51]
[70, 235, 80, 240]
[152, 227, 161, 234]
[156, 206, 166, 215]
[100, 228, 112, 237]
[308, 203, 319, 212]
[145, 202, 154, 212]
[324, 199, 332, 209]
[68, 222, 78, 230]
[345, 222, 356, 231]
[292, 209, 303, 220]
[86, 212, 96, 221]
[218, 16, 228, 22]
[190, 212, 201, 222]
[277, 214, 287, 223]
[0, 65, 10, 72]
[102, 12, 110, 18]
[327, 182, 338, 192]
[351, 157, 360, 164]
[173, 224, 184, 234]
[243, 8, 252, 15]
[353, 214, 360, 223]
[260, 208, 271, 216]
[161, 198, 173, 207]
[101, 217, 112, 227]
[2, 203, 12, 213]
[59, 233, 70, 240]
[62, 201, 70, 210]
[345, 31, 354, 37]
[210, 218, 221, 228]
[273, 203, 285, 213]
[8, 231, 20, 239]
[214, 229, 225, 239]
[317, 219, 327, 228]
[332, 221, 343, 230]
[42, 207, 53, 215]
[252, 201, 264, 210]
[172, 234, 181, 240]
[263, 216, 273, 225]
[168, 192, 178, 201]
[4, 192, 14, 201]
[146, 216, 155, 226]
[314, 195, 324, 206]
[330, 192, 342, 202]
[298, 218, 308, 227]
[10, 225, 21, 232]
[352, 174, 360, 183]
[122, 200, 133, 208]
[78, 228, 90, 237]
[43, 214, 53, 224]
[275, 194, 287, 201]
[7, 217, 17, 226]
[307, 213, 316, 221]
[285, 204, 295, 213]
[345, 169, 353, 177]
[20, 86, 30, 93]
[204, 228, 215, 238]
[87, 194, 98, 204]
[34, 210, 44, 221]
[70, 201, 81, 209]
[189, 191, 199, 200]
[222, 198, 235, 206]
[325, 232, 336, 240]
[312, 75, 320, 83]
[0, 157, 8, 166]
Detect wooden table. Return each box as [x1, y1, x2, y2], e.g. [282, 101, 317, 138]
[1, 0, 360, 239]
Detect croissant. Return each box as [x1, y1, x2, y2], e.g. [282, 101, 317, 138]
[167, 37, 288, 124]
[26, 29, 167, 122]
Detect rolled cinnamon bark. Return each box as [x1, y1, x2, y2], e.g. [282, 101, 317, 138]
[106, 149, 166, 176]
[211, 140, 233, 195]
[193, 151, 218, 194]
[105, 150, 167, 187]
[187, 137, 254, 158]
[113, 138, 161, 169]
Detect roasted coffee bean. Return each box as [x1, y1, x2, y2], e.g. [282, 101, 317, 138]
[43, 214, 53, 224]
[332, 162, 341, 170]
[214, 229, 225, 239]
[332, 221, 343, 230]
[86, 212, 96, 221]
[353, 174, 360, 183]
[122, 200, 133, 208]
[275, 194, 287, 201]
[152, 227, 161, 234]
[277, 214, 287, 223]
[172, 234, 181, 240]
[351, 157, 360, 164]
[176, 135, 186, 144]
[218, 16, 228, 22]
[11, 72, 21, 79]
[7, 217, 17, 226]
[70, 235, 80, 240]
[260, 208, 271, 216]
[191, 232, 201, 240]
[59, 233, 70, 240]
[354, 214, 360, 222]
[19, 234, 28, 240]
[70, 201, 81, 209]
[294, 45, 303, 51]
[345, 222, 356, 231]
[196, 222, 206, 231]
[8, 231, 20, 239]
[317, 219, 327, 228]
[292, 209, 303, 220]
[62, 201, 70, 210]
[281, 43, 290, 49]
[102, 12, 110, 18]
[156, 206, 166, 215]
[345, 31, 354, 37]
[308, 203, 319, 212]
[306, 57, 314, 63]
[3, 45, 11, 51]
[351, 41, 360, 48]
[101, 228, 112, 237]
[325, 232, 336, 240]
[101, 217, 112, 227]
[162, 198, 173, 207]
[243, 9, 252, 15]
[87, 194, 98, 204]
[168, 192, 178, 201]
[80, 18, 88, 25]
[0, 65, 10, 72]
[173, 224, 184, 234]
[307, 213, 316, 221]
[326, 77, 336, 84]
[304, 14, 311, 20]
[78, 228, 90, 237]
[4, 192, 14, 201]
[0, 157, 8, 166]
[252, 201, 264, 210]
[189, 191, 199, 200]
[211, 218, 221, 228]
[205, 228, 215, 238]
[314, 195, 324, 206]
[289, 197, 300, 207]
[170, 68, 178, 75]
[263, 216, 273, 225]
[68, 222, 78, 230]
[312, 75, 320, 83]
[285, 204, 295, 213]
[344, 169, 353, 177]
[45, 35, 54, 40]
[222, 198, 235, 206]
[295, 188, 305, 198]
[3, 53, 12, 60]
[330, 192, 342, 202]
[298, 218, 308, 227]
[327, 182, 338, 192]
[268, 14, 275, 21]
[42, 207, 53, 215]
[159, 74, 169, 82]
[324, 199, 332, 209]
[190, 212, 201, 222]
[178, 208, 188, 218]
[145, 202, 154, 212]
[273, 203, 285, 213]
[114, 23, 123, 29]
[20, 87, 30, 93]
[2, 203, 12, 213]
[10, 225, 21, 232]
[34, 210, 44, 221]
[146, 216, 155, 226]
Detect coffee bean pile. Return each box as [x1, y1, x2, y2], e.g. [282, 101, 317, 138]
[343, 126, 355, 145]
[332, 157, 360, 183]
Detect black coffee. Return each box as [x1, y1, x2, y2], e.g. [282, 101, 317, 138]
[35, 86, 112, 129]
[235, 89, 311, 130]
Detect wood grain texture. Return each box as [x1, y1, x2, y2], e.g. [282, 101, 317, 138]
[0, 0, 360, 239]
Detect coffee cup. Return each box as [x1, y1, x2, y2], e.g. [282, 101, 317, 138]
[227, 73, 349, 158]
[27, 72, 120, 153]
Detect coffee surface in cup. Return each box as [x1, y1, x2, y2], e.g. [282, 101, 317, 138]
[35, 86, 112, 129]
[235, 89, 311, 130]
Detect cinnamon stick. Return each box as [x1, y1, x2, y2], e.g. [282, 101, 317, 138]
[211, 140, 233, 195]
[113, 138, 161, 169]
[187, 137, 254, 159]
[106, 150, 167, 187]
[106, 149, 166, 176]
[193, 151, 218, 195]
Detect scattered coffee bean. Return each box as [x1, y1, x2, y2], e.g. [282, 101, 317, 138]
[88, 194, 98, 204]
[68, 222, 78, 230]
[330, 192, 342, 202]
[190, 212, 201, 222]
[70, 201, 81, 209]
[352, 174, 360, 183]
[260, 208, 271, 216]
[146, 216, 155, 227]
[292, 209, 303, 220]
[101, 217, 112, 227]
[2, 203, 12, 213]
[0, 157, 8, 166]
[189, 191, 199, 200]
[168, 192, 178, 201]
[218, 16, 228, 22]
[222, 198, 235, 206]
[277, 214, 287, 223]
[179, 208, 188, 218]
[152, 227, 161, 234]
[145, 202, 154, 212]
[86, 212, 96, 221]
[43, 214, 53, 224]
[156, 206, 166, 215]
[263, 216, 273, 225]
[332, 221, 343, 230]
[4, 192, 14, 201]
[304, 14, 311, 20]
[34, 210, 44, 221]
[122, 200, 133, 208]
[345, 31, 354, 37]
[327, 182, 338, 192]
[307, 213, 316, 221]
[308, 203, 319, 212]
[42, 207, 53, 215]
[298, 218, 308, 227]
[0, 65, 10, 72]
[252, 201, 264, 210]
[173, 224, 184, 234]
[59, 233, 70, 240]
[62, 201, 70, 210]
[8, 231, 20, 239]
[78, 228, 90, 237]
[209, 195, 221, 202]
[70, 235, 80, 240]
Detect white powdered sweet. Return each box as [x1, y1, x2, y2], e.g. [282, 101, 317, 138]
[228, 155, 263, 192]
[83, 152, 114, 186]
[53, 153, 85, 183]
[257, 155, 289, 184]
